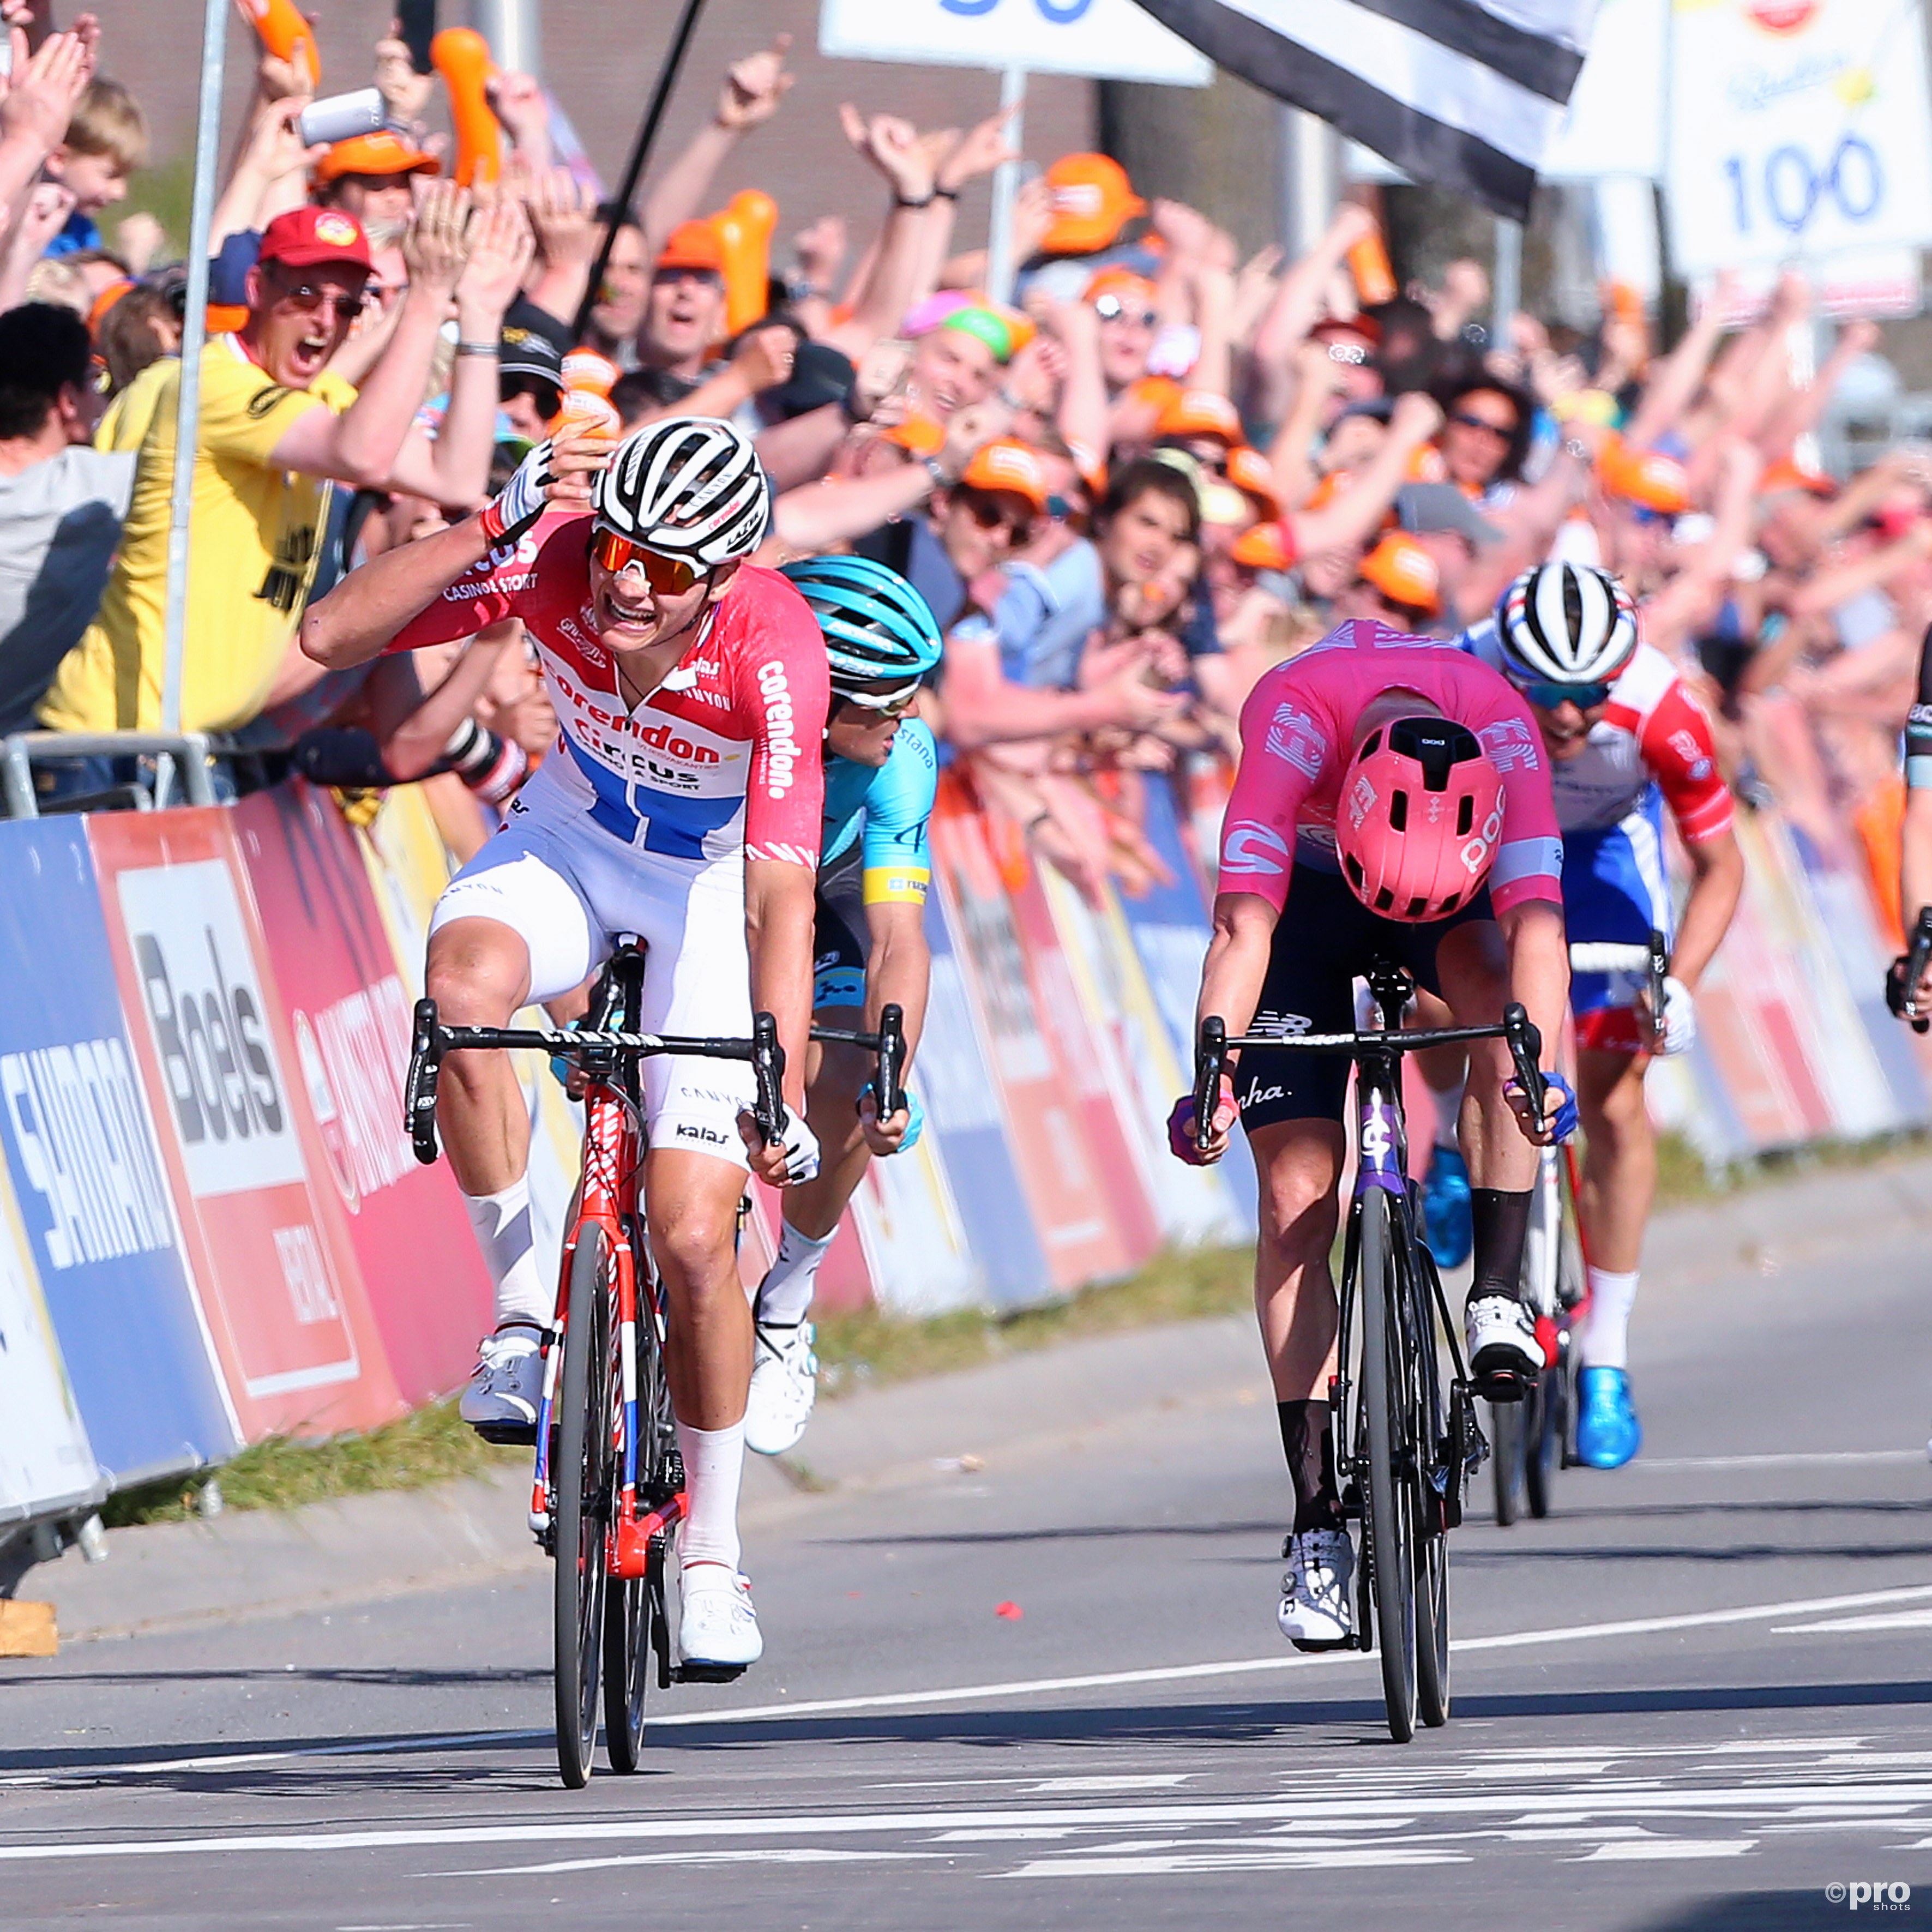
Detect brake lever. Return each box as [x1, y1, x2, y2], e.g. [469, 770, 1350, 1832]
[751, 1011, 786, 1144]
[876, 1003, 906, 1122]
[1646, 926, 1670, 1054]
[1906, 907, 1932, 1033]
[1194, 1015, 1227, 1154]
[405, 997, 443, 1166]
[1502, 1003, 1545, 1126]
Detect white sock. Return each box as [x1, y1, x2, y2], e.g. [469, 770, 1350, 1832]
[461, 1179, 549, 1329]
[1431, 1073, 1467, 1152]
[1582, 1267, 1640, 1370]
[754, 1221, 834, 1327]
[677, 1419, 745, 1576]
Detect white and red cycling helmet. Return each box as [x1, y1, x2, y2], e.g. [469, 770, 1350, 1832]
[1337, 715, 1507, 922]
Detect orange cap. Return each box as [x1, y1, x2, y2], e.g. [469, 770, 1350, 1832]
[562, 349, 620, 397]
[1225, 445, 1282, 519]
[315, 130, 438, 183]
[1155, 388, 1243, 445]
[657, 220, 725, 274]
[86, 276, 135, 333]
[1231, 521, 1296, 571]
[1407, 443, 1448, 484]
[1084, 266, 1158, 313]
[1359, 532, 1441, 616]
[558, 390, 621, 441]
[1599, 435, 1693, 514]
[1041, 153, 1145, 256]
[883, 412, 947, 458]
[1761, 455, 1835, 497]
[958, 438, 1050, 514]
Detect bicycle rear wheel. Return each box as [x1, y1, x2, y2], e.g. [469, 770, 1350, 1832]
[1488, 1397, 1523, 1526]
[604, 1244, 677, 1773]
[1359, 1188, 1417, 1744]
[1409, 1245, 1450, 1730]
[553, 1227, 613, 1790]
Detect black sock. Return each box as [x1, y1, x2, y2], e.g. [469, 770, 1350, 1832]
[1467, 1187, 1532, 1307]
[1278, 1399, 1341, 1533]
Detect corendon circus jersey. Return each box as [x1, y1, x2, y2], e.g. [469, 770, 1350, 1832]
[384, 511, 828, 866]
[388, 512, 829, 1166]
[1219, 619, 1564, 914]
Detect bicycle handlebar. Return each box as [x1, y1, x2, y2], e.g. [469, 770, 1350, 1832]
[808, 1003, 907, 1121]
[1568, 928, 1669, 1052]
[404, 999, 786, 1166]
[1905, 907, 1932, 1032]
[1191, 1002, 1548, 1148]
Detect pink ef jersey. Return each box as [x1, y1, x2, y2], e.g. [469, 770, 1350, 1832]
[386, 514, 827, 868]
[1220, 619, 1563, 916]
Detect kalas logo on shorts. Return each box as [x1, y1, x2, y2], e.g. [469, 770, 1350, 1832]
[116, 860, 306, 1200]
[1746, 0, 1817, 33]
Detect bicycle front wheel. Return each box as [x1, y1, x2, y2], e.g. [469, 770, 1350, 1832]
[1489, 1396, 1523, 1527]
[554, 1227, 613, 1789]
[1359, 1187, 1417, 1744]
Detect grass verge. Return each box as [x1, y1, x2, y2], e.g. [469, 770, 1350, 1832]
[97, 1123, 1931, 1530]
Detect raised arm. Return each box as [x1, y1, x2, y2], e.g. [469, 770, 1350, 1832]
[1289, 392, 1445, 555]
[640, 37, 792, 258]
[822, 109, 940, 360]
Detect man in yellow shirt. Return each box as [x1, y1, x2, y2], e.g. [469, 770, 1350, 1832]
[38, 185, 529, 758]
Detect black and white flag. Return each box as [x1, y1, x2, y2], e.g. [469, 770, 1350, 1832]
[1130, 0, 1600, 221]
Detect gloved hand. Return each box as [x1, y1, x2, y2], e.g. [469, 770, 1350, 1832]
[740, 1104, 821, 1184]
[1507, 1069, 1578, 1143]
[858, 1082, 924, 1155]
[1887, 953, 1931, 1032]
[477, 437, 555, 545]
[1657, 974, 1696, 1055]
[1167, 1075, 1237, 1165]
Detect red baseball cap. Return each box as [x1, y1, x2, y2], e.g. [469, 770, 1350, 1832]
[259, 205, 374, 272]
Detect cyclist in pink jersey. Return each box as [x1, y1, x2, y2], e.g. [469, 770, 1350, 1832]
[302, 420, 827, 1672]
[1170, 617, 1572, 1649]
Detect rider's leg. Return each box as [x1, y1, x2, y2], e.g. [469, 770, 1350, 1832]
[1435, 919, 1538, 1295]
[646, 1145, 758, 1570]
[1574, 1045, 1653, 1366]
[756, 1024, 871, 1321]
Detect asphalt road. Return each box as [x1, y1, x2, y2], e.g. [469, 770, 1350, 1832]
[3, 1201, 1930, 1932]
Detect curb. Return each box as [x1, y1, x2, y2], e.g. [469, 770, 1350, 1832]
[24, 1150, 1932, 1644]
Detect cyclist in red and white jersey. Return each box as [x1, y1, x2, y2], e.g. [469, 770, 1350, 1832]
[1464, 562, 1743, 1467]
[1169, 617, 1572, 1648]
[302, 418, 829, 1671]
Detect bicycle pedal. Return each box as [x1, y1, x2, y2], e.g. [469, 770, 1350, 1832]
[469, 1420, 538, 1447]
[672, 1662, 749, 1685]
[1288, 1635, 1354, 1655]
[1475, 1371, 1529, 1404]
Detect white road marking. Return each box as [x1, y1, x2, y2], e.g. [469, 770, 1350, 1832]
[1626, 1450, 1924, 1472]
[1581, 1839, 1756, 1860]
[1772, 1609, 1932, 1634]
[7, 1581, 1930, 1803]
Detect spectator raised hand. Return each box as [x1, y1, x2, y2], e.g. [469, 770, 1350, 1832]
[0, 14, 99, 209]
[490, 71, 552, 173]
[935, 102, 1021, 196]
[375, 22, 435, 129]
[0, 180, 75, 310]
[716, 34, 793, 130]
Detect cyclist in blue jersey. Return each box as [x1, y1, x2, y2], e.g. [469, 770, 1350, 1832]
[745, 554, 942, 1454]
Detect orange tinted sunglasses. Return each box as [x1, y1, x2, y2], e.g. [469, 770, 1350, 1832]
[592, 525, 703, 594]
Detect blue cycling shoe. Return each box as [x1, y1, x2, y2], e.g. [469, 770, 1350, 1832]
[1575, 1367, 1642, 1468]
[1421, 1143, 1473, 1269]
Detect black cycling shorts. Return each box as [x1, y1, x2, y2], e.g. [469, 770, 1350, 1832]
[1237, 862, 1493, 1133]
[812, 842, 869, 1011]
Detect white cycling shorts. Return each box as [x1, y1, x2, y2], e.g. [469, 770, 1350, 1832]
[429, 780, 754, 1167]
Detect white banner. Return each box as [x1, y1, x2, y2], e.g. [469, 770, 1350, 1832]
[818, 0, 1212, 85]
[1667, 0, 1932, 276]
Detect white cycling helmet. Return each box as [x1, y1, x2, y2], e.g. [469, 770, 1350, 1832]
[594, 415, 771, 568]
[1495, 562, 1638, 687]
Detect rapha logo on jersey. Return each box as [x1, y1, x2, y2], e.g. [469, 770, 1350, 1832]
[1478, 715, 1542, 773]
[1241, 1079, 1285, 1107]
[1263, 700, 1326, 779]
[115, 860, 306, 1199]
[1221, 821, 1291, 877]
[758, 659, 801, 799]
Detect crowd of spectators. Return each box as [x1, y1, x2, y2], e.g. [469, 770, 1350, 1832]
[0, 8, 1924, 909]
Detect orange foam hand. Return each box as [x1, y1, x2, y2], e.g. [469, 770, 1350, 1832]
[233, 0, 319, 89]
[431, 28, 503, 186]
[715, 190, 778, 336]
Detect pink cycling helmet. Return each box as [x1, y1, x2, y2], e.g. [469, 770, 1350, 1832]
[1337, 715, 1507, 922]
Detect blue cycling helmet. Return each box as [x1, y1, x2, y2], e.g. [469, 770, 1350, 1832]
[779, 553, 942, 690]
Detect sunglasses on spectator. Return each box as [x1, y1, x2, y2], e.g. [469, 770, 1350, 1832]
[837, 682, 923, 717]
[592, 525, 706, 594]
[959, 490, 1034, 545]
[1093, 294, 1158, 327]
[1517, 677, 1612, 711]
[275, 284, 373, 321]
[1449, 409, 1516, 438]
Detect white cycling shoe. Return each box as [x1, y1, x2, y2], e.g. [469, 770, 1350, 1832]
[678, 1563, 763, 1669]
[745, 1320, 817, 1457]
[1465, 1294, 1540, 1395]
[458, 1324, 544, 1443]
[1279, 1527, 1356, 1650]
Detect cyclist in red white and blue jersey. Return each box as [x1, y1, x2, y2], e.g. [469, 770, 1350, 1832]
[1460, 561, 1743, 1468]
[741, 555, 943, 1460]
[301, 418, 829, 1672]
